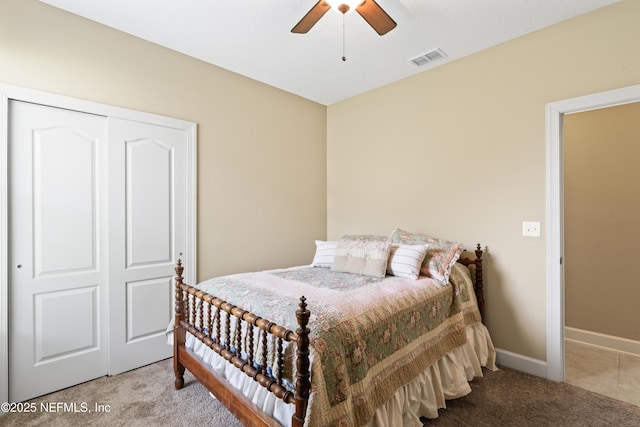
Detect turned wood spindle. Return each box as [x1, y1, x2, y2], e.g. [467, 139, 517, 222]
[473, 243, 485, 323]
[173, 259, 186, 390]
[261, 328, 268, 376]
[189, 294, 195, 326]
[247, 323, 255, 366]
[277, 337, 284, 386]
[207, 302, 213, 338]
[293, 296, 311, 427]
[225, 309, 231, 349]
[215, 306, 221, 343]
[235, 311, 243, 355]
[174, 259, 184, 319]
[197, 296, 204, 333]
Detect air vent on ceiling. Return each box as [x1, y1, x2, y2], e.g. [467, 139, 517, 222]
[410, 48, 447, 66]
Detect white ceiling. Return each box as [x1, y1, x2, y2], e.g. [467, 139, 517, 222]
[40, 0, 619, 105]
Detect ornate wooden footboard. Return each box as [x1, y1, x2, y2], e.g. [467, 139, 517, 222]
[173, 260, 311, 426]
[173, 244, 484, 427]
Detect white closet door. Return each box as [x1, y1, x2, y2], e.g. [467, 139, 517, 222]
[108, 118, 186, 374]
[9, 101, 109, 401]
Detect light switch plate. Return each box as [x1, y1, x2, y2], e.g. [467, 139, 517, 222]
[522, 221, 541, 237]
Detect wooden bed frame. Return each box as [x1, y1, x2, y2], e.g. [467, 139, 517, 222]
[173, 244, 485, 427]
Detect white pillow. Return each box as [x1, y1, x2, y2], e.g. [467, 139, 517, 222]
[311, 240, 337, 268]
[386, 244, 429, 280]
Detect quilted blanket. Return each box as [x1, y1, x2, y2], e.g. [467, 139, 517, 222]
[194, 263, 480, 427]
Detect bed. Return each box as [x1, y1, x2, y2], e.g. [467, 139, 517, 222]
[172, 229, 496, 427]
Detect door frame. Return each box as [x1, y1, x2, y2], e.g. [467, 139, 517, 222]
[545, 83, 640, 382]
[0, 83, 197, 403]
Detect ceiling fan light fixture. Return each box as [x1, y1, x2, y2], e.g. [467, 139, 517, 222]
[325, 0, 364, 14]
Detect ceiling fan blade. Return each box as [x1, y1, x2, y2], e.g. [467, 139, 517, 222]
[356, 0, 397, 35]
[291, 1, 331, 34]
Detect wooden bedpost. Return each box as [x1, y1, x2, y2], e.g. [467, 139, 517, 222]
[174, 259, 186, 389]
[473, 244, 485, 324]
[293, 296, 311, 427]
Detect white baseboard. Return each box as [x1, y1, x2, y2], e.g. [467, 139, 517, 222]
[565, 327, 640, 356]
[495, 348, 548, 379]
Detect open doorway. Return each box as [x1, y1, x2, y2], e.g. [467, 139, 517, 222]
[545, 84, 640, 387]
[563, 102, 640, 406]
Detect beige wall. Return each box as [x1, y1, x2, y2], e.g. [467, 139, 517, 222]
[564, 102, 640, 342]
[327, 1, 640, 360]
[4, 0, 640, 363]
[0, 0, 327, 280]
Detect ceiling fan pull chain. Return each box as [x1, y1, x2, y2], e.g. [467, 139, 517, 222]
[342, 13, 347, 61]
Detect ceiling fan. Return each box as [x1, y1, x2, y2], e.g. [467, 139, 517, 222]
[292, 0, 397, 36]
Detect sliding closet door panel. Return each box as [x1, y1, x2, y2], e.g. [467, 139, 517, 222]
[126, 139, 173, 267]
[126, 277, 173, 341]
[9, 101, 109, 402]
[108, 117, 186, 374]
[33, 129, 96, 275]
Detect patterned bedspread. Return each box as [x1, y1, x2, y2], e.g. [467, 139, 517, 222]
[194, 263, 481, 427]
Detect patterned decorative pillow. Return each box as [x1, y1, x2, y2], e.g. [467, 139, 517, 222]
[311, 240, 337, 268]
[390, 228, 464, 284]
[331, 238, 392, 278]
[386, 244, 429, 280]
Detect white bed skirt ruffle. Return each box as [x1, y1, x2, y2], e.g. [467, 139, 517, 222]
[366, 322, 497, 426]
[181, 321, 496, 427]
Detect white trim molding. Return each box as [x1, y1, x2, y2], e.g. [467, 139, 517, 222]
[545, 84, 640, 382]
[0, 83, 197, 404]
[496, 348, 548, 379]
[0, 91, 8, 406]
[566, 327, 640, 357]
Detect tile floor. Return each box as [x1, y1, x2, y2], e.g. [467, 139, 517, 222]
[565, 339, 640, 407]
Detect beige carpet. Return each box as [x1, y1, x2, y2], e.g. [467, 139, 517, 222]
[423, 365, 640, 426]
[0, 358, 242, 427]
[2, 358, 639, 426]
